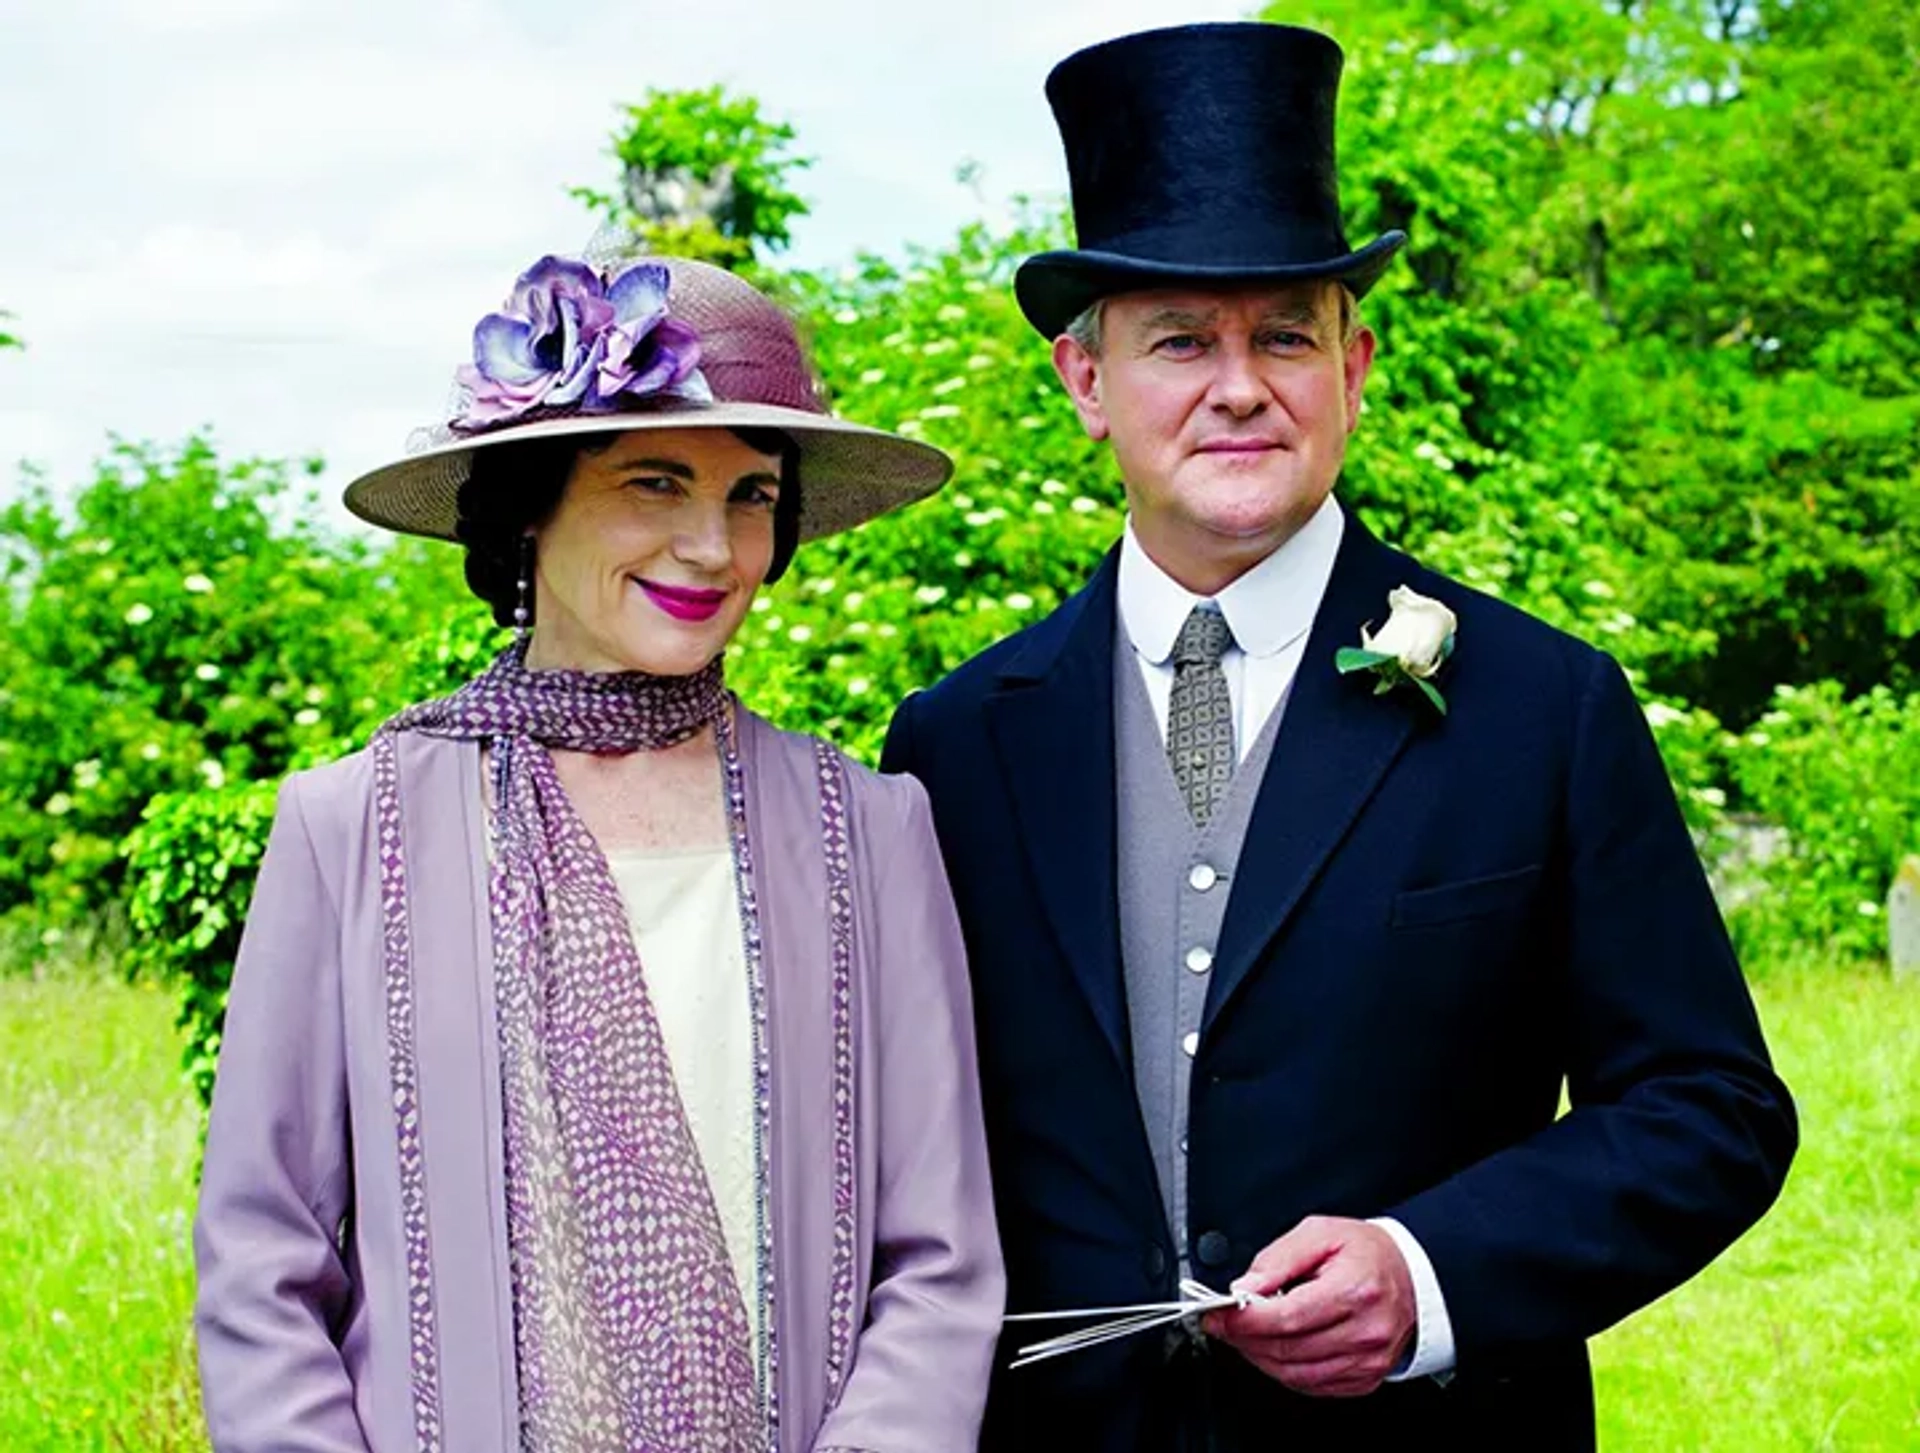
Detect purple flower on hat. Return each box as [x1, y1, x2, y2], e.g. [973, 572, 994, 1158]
[452, 256, 709, 431]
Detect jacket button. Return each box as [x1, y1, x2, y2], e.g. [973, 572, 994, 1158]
[1144, 1245, 1169, 1280]
[1195, 1231, 1232, 1268]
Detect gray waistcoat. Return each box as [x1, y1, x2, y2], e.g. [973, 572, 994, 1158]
[1115, 633, 1289, 1273]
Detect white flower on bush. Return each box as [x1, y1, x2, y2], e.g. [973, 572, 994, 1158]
[1644, 702, 1687, 729]
[198, 760, 226, 789]
[294, 708, 322, 727]
[914, 585, 947, 606]
[140, 742, 163, 762]
[125, 603, 153, 625]
[847, 678, 872, 698]
[45, 792, 73, 817]
[183, 573, 214, 594]
[194, 664, 221, 682]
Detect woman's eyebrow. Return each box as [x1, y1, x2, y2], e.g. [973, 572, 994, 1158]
[618, 457, 697, 480]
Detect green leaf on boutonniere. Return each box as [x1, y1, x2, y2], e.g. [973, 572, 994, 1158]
[1335, 647, 1394, 674]
[1413, 677, 1449, 716]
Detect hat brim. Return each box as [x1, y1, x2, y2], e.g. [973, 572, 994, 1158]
[1014, 230, 1408, 339]
[342, 400, 953, 545]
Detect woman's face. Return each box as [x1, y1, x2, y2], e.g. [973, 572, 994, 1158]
[525, 427, 783, 676]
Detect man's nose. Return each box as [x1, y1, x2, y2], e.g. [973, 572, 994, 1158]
[1208, 344, 1268, 418]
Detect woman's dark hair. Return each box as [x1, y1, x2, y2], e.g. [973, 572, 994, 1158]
[454, 425, 804, 628]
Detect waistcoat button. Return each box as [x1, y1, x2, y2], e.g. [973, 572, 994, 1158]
[1195, 1231, 1232, 1268]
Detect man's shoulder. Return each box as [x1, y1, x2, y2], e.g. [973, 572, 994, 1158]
[913, 617, 1053, 714]
[1414, 564, 1604, 671]
[1350, 530, 1622, 729]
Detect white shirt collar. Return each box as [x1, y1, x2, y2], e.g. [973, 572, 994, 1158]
[1118, 493, 1345, 665]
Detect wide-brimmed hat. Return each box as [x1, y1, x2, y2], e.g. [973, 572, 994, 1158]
[1015, 22, 1407, 339]
[345, 254, 951, 542]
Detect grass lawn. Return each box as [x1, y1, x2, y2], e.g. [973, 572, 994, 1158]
[0, 973, 203, 1452]
[1593, 967, 1920, 1450]
[1, 965, 1915, 1449]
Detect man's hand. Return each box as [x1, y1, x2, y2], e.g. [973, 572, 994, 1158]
[1200, 1215, 1417, 1398]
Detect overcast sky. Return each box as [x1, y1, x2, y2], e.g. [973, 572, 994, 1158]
[0, 0, 1245, 525]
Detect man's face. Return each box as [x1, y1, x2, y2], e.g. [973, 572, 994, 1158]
[1052, 280, 1375, 593]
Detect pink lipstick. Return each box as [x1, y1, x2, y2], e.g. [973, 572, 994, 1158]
[638, 580, 728, 623]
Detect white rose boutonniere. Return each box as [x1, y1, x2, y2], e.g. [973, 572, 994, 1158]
[1335, 585, 1458, 714]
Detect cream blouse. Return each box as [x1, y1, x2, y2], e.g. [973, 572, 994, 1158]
[604, 845, 759, 1348]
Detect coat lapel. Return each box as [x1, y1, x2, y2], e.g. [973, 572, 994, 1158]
[984, 551, 1131, 1071]
[1204, 512, 1425, 1035]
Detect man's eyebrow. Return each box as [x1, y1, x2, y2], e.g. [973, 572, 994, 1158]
[1136, 306, 1219, 333]
[1256, 300, 1323, 330]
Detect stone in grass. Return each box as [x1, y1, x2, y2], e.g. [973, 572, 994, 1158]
[1891, 856, 1920, 981]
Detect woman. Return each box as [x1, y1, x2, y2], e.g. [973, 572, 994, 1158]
[193, 253, 1004, 1452]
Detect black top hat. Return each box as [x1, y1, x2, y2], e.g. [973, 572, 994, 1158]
[1015, 22, 1406, 339]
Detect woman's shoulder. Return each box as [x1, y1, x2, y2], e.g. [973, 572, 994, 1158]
[740, 711, 930, 830]
[277, 732, 478, 840]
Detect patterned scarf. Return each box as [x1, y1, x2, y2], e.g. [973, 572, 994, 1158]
[377, 641, 764, 1452]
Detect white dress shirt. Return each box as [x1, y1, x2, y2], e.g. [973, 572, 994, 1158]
[1115, 495, 1457, 1382]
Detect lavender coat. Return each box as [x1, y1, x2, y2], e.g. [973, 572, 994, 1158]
[194, 709, 1004, 1452]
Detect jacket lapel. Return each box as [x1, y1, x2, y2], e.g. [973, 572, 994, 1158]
[1204, 512, 1425, 1035]
[984, 551, 1131, 1071]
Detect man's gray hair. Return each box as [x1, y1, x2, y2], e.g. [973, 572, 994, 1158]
[1061, 284, 1360, 356]
[1064, 299, 1106, 356]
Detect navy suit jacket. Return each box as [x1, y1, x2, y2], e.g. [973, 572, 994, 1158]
[881, 510, 1795, 1450]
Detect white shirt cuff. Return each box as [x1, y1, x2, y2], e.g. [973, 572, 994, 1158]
[1369, 1216, 1457, 1382]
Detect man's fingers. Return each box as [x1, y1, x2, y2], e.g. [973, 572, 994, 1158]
[1214, 1277, 1346, 1340]
[1227, 1315, 1405, 1369]
[1232, 1215, 1344, 1297]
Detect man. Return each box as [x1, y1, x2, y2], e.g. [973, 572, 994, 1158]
[881, 21, 1796, 1451]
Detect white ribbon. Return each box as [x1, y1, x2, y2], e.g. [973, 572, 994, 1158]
[1002, 1278, 1269, 1369]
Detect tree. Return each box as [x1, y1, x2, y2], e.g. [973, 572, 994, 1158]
[0, 311, 20, 350]
[571, 86, 811, 273]
[1279, 0, 1920, 724]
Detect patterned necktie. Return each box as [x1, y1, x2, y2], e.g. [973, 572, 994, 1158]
[1167, 605, 1236, 826]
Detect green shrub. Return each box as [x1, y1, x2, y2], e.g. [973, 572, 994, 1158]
[0, 438, 462, 944]
[123, 779, 277, 1108]
[1723, 682, 1920, 966]
[728, 218, 1122, 761]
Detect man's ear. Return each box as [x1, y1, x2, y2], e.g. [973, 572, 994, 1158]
[1342, 325, 1377, 437]
[1052, 333, 1110, 442]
